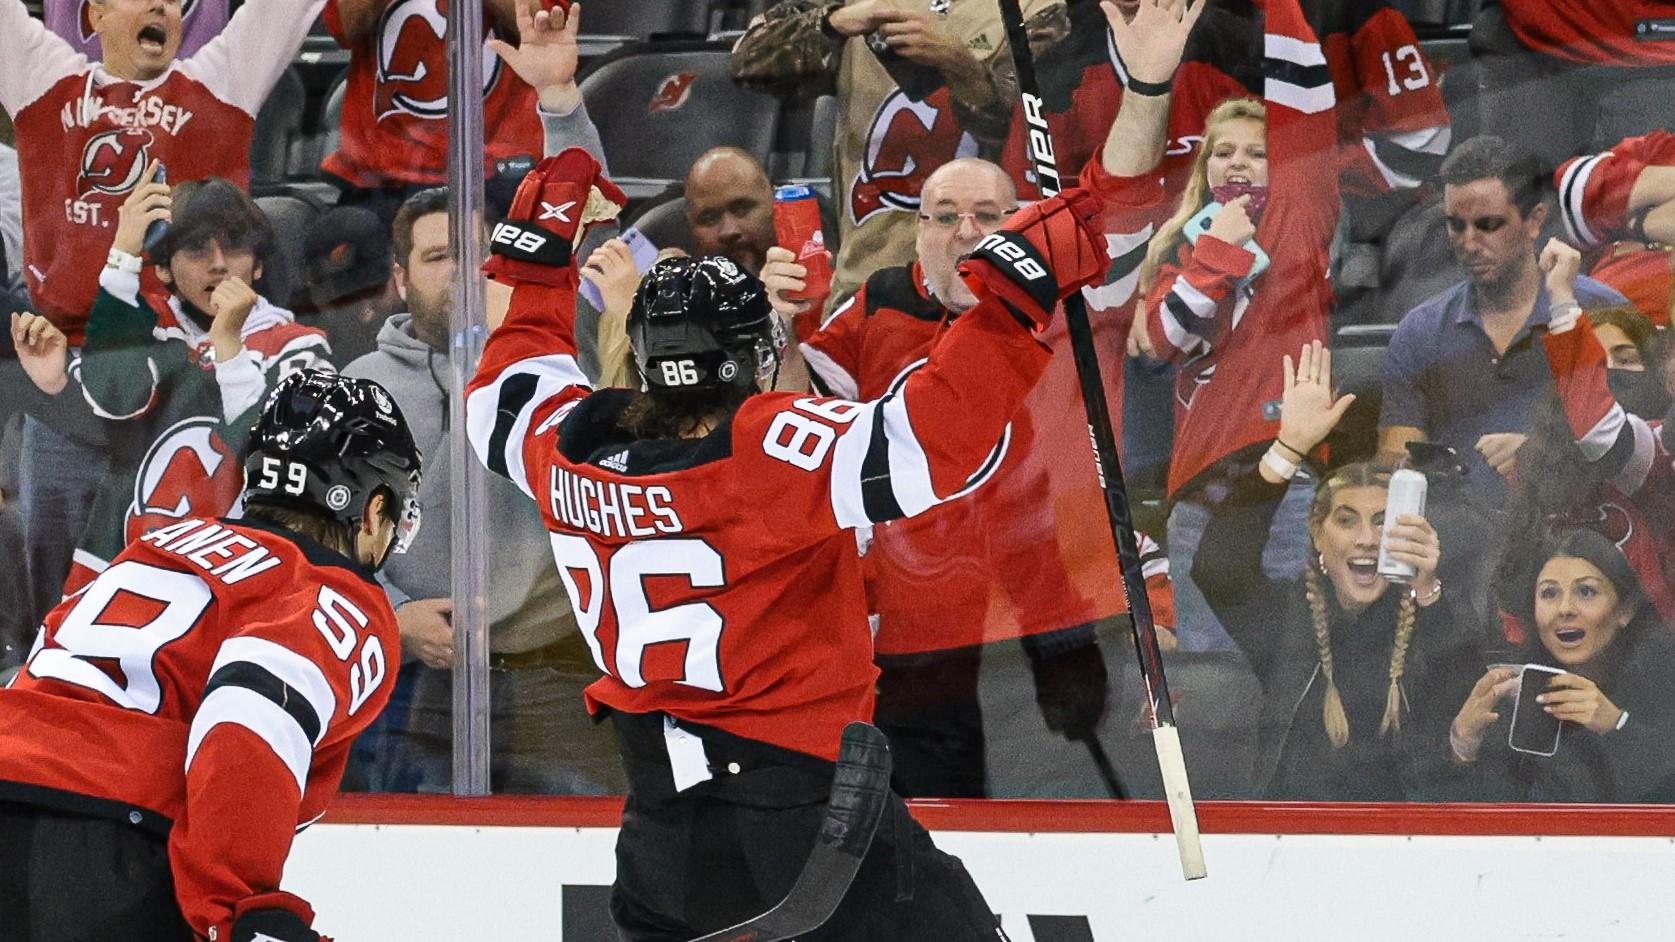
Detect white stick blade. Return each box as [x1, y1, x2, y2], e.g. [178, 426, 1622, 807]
[1151, 724, 1206, 880]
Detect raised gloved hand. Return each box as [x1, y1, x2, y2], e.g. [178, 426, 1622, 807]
[1021, 624, 1110, 741]
[482, 147, 627, 288]
[957, 187, 1107, 328]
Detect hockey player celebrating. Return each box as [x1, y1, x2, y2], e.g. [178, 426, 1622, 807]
[0, 369, 422, 942]
[466, 148, 1109, 939]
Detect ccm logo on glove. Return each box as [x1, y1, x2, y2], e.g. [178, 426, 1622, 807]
[974, 232, 1048, 281]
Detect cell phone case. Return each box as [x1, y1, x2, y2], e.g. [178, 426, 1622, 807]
[1185, 201, 1271, 282]
[1507, 664, 1565, 757]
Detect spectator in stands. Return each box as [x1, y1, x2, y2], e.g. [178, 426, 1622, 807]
[342, 188, 623, 795]
[1120, 0, 1343, 653]
[769, 155, 1175, 798]
[0, 109, 18, 290]
[1471, 0, 1675, 171]
[732, 0, 1043, 307]
[299, 205, 400, 366]
[1555, 130, 1675, 329]
[1378, 136, 1628, 506]
[44, 0, 230, 60]
[1449, 528, 1675, 802]
[682, 148, 778, 279]
[65, 172, 334, 596]
[0, 0, 321, 634]
[1498, 240, 1675, 629]
[320, 0, 550, 223]
[1197, 341, 1481, 800]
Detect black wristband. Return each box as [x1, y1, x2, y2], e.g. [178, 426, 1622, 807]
[1125, 75, 1173, 97]
[819, 3, 846, 42]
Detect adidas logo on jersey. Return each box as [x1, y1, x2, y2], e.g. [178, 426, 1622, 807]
[968, 34, 992, 51]
[600, 449, 631, 472]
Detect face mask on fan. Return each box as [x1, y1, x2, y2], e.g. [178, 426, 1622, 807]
[1608, 368, 1673, 420]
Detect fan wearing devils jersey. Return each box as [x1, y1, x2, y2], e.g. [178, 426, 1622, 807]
[0, 370, 421, 942]
[61, 175, 334, 598]
[320, 0, 548, 213]
[1556, 130, 1675, 253]
[467, 148, 1107, 939]
[0, 0, 321, 345]
[732, 0, 1058, 309]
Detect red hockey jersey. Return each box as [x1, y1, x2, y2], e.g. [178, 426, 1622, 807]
[319, 0, 545, 188]
[999, 0, 1448, 201]
[1543, 317, 1675, 625]
[1143, 0, 1342, 498]
[1557, 130, 1675, 251]
[0, 517, 398, 939]
[1501, 0, 1675, 67]
[0, 0, 323, 343]
[465, 267, 1054, 761]
[802, 261, 1172, 654]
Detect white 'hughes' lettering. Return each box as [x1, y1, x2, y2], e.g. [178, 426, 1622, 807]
[549, 467, 683, 538]
[61, 93, 195, 134]
[140, 519, 282, 584]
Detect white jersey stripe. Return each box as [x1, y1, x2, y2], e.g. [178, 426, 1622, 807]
[186, 686, 312, 794]
[212, 636, 337, 745]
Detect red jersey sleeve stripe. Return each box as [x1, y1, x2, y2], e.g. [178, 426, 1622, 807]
[210, 636, 337, 744]
[186, 686, 313, 794]
[466, 352, 590, 499]
[1264, 34, 1335, 115]
[800, 343, 860, 400]
[1557, 152, 1612, 249]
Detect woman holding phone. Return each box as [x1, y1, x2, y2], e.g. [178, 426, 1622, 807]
[1449, 528, 1675, 802]
[1194, 342, 1482, 800]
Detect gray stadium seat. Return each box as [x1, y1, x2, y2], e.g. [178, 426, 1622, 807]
[579, 43, 781, 199]
[577, 1, 713, 57]
[623, 197, 696, 257]
[251, 68, 306, 189]
[256, 194, 323, 309]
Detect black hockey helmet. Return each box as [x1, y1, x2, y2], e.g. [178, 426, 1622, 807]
[628, 255, 784, 392]
[244, 370, 423, 554]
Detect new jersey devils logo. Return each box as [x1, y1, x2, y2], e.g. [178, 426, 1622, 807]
[126, 417, 245, 544]
[375, 0, 504, 121]
[78, 128, 156, 199]
[647, 73, 697, 114]
[849, 89, 977, 227]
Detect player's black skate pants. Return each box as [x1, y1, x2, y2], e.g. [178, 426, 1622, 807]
[0, 800, 193, 941]
[606, 711, 1009, 942]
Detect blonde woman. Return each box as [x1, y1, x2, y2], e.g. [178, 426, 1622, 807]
[1194, 343, 1483, 799]
[1128, 0, 1345, 655]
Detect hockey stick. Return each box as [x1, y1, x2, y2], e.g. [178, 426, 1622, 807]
[688, 722, 893, 942]
[1078, 733, 1126, 799]
[995, 0, 1205, 880]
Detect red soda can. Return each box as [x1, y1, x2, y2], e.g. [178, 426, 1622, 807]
[772, 185, 833, 304]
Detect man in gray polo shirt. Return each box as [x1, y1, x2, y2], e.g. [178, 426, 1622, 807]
[1379, 135, 1626, 505]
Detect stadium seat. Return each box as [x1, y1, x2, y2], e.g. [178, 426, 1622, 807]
[579, 43, 782, 199]
[1326, 326, 1392, 464]
[256, 193, 325, 310]
[767, 93, 836, 188]
[252, 68, 306, 190]
[1379, 195, 1461, 326]
[577, 0, 713, 57]
[622, 196, 697, 257]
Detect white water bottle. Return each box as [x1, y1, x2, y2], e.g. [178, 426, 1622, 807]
[1377, 469, 1428, 583]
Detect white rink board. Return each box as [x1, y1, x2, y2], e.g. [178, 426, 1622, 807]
[287, 825, 1675, 941]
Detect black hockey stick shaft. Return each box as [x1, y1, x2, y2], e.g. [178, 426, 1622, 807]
[995, 0, 1175, 733]
[1078, 733, 1126, 799]
[998, 0, 1205, 880]
[688, 722, 892, 942]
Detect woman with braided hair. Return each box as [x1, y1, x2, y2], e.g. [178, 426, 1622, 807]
[1194, 341, 1484, 800]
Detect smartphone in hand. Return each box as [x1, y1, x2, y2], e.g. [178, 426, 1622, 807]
[1508, 664, 1565, 756]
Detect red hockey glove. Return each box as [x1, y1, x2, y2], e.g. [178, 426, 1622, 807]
[958, 188, 1107, 329]
[482, 147, 627, 288]
[228, 892, 320, 942]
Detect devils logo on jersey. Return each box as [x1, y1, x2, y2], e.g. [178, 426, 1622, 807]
[77, 128, 156, 200]
[125, 417, 245, 544]
[648, 73, 697, 115]
[375, 0, 504, 121]
[849, 89, 976, 227]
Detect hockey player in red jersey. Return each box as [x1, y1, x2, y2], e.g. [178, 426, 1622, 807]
[0, 370, 422, 942]
[466, 147, 1108, 939]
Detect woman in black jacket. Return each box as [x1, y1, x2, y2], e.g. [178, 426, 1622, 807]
[1448, 527, 1675, 802]
[1194, 342, 1483, 800]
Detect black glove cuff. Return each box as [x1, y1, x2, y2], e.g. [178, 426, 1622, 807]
[231, 908, 319, 942]
[971, 230, 1059, 315]
[489, 218, 574, 268]
[1020, 622, 1100, 662]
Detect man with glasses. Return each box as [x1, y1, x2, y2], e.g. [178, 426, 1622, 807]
[766, 157, 1173, 798]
